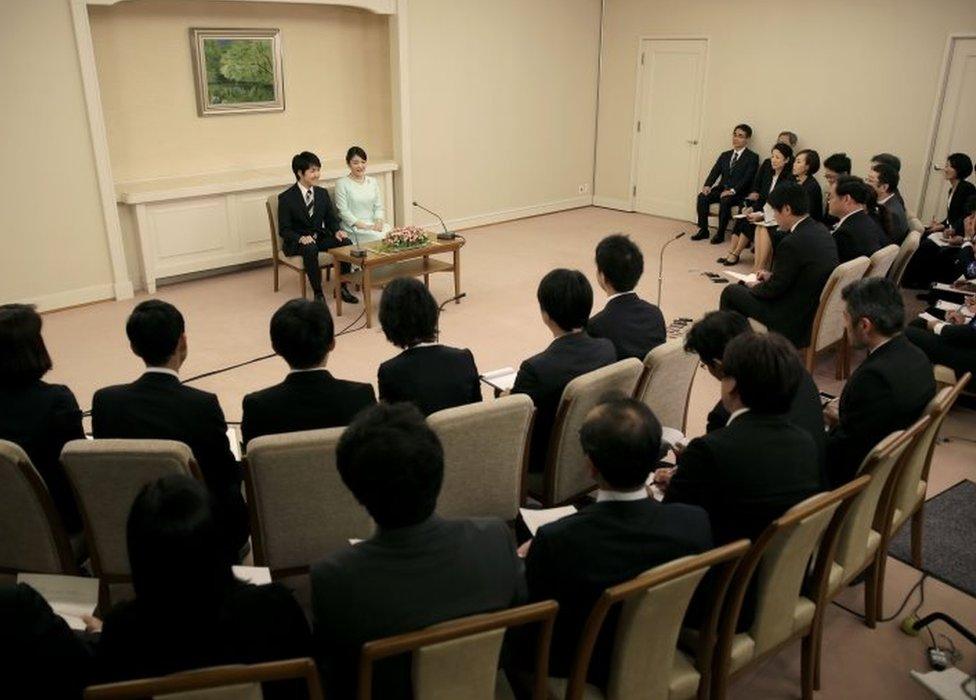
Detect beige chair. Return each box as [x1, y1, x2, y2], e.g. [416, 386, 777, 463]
[266, 193, 334, 299]
[357, 601, 558, 700]
[428, 394, 534, 520]
[907, 208, 926, 234]
[526, 358, 644, 507]
[0, 440, 77, 581]
[711, 477, 870, 700]
[633, 338, 699, 434]
[551, 540, 750, 700]
[802, 256, 870, 379]
[61, 439, 200, 609]
[887, 230, 922, 286]
[864, 244, 899, 279]
[84, 657, 323, 699]
[707, 202, 741, 233]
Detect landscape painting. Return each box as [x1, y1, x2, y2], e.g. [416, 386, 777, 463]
[191, 28, 284, 116]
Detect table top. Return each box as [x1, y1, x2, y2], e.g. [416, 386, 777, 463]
[330, 237, 464, 266]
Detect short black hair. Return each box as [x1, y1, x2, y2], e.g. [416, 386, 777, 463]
[579, 395, 662, 490]
[734, 123, 753, 138]
[0, 304, 52, 387]
[270, 298, 335, 369]
[834, 174, 871, 204]
[379, 277, 438, 348]
[823, 153, 852, 175]
[684, 310, 752, 366]
[767, 181, 809, 215]
[771, 142, 794, 163]
[537, 269, 593, 332]
[871, 153, 902, 172]
[722, 332, 801, 414]
[126, 300, 184, 366]
[871, 162, 900, 194]
[841, 277, 905, 337]
[595, 234, 644, 292]
[337, 403, 443, 529]
[948, 153, 974, 180]
[127, 475, 234, 603]
[291, 151, 321, 180]
[345, 146, 367, 164]
[778, 131, 798, 147]
[796, 149, 821, 175]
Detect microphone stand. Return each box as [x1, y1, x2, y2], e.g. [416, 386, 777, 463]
[413, 201, 456, 240]
[349, 226, 367, 259]
[657, 231, 687, 305]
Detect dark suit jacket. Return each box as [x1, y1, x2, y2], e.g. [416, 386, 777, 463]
[882, 195, 910, 245]
[703, 148, 760, 195]
[587, 293, 666, 360]
[749, 216, 839, 347]
[826, 335, 936, 487]
[526, 499, 712, 686]
[943, 179, 976, 233]
[0, 381, 85, 533]
[833, 210, 887, 263]
[311, 515, 526, 699]
[799, 176, 824, 222]
[512, 332, 618, 470]
[242, 370, 376, 446]
[277, 184, 343, 252]
[747, 164, 793, 210]
[377, 345, 482, 416]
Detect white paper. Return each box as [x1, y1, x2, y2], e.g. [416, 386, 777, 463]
[480, 367, 517, 392]
[520, 506, 577, 536]
[927, 232, 951, 247]
[918, 312, 940, 324]
[722, 270, 758, 284]
[661, 426, 685, 448]
[732, 213, 749, 219]
[18, 573, 98, 631]
[935, 300, 958, 312]
[349, 539, 364, 546]
[232, 565, 272, 585]
[933, 281, 965, 293]
[226, 426, 242, 461]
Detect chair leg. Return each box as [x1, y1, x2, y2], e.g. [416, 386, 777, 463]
[834, 343, 844, 381]
[873, 551, 889, 622]
[911, 507, 924, 568]
[801, 634, 815, 700]
[711, 654, 730, 700]
[273, 261, 279, 292]
[863, 561, 878, 629]
[813, 615, 824, 691]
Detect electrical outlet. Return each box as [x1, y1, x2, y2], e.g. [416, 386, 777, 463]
[578, 183, 590, 194]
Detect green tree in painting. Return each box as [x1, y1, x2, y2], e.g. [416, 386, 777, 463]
[205, 38, 275, 104]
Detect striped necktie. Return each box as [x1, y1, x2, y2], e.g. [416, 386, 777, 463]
[730, 151, 739, 168]
[305, 188, 314, 218]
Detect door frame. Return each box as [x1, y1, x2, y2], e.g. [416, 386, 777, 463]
[627, 36, 710, 218]
[917, 33, 976, 219]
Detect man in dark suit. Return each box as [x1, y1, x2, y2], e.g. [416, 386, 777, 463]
[278, 151, 358, 304]
[683, 310, 827, 485]
[829, 175, 888, 261]
[720, 182, 839, 348]
[822, 153, 852, 229]
[524, 396, 711, 687]
[310, 403, 525, 699]
[512, 269, 618, 471]
[905, 301, 976, 389]
[693, 124, 760, 243]
[824, 278, 936, 486]
[91, 300, 248, 556]
[587, 234, 666, 360]
[241, 299, 375, 446]
[869, 162, 909, 244]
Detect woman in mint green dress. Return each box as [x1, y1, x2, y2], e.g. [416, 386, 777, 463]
[333, 146, 388, 244]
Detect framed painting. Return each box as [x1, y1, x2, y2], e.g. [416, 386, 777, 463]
[190, 28, 285, 116]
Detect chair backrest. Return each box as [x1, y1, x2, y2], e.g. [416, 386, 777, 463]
[888, 230, 922, 286]
[633, 338, 699, 434]
[428, 394, 534, 521]
[0, 440, 75, 576]
[563, 540, 750, 700]
[83, 657, 323, 700]
[907, 210, 926, 234]
[865, 244, 900, 279]
[542, 358, 644, 505]
[244, 427, 373, 574]
[357, 601, 557, 700]
[266, 194, 281, 260]
[809, 256, 871, 352]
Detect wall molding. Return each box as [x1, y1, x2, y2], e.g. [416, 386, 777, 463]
[439, 195, 594, 233]
[591, 195, 632, 212]
[22, 283, 116, 314]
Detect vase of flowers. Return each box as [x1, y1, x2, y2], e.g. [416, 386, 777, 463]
[379, 225, 431, 252]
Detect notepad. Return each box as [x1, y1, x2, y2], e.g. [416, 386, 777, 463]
[933, 281, 968, 293]
[18, 573, 98, 631]
[519, 506, 577, 536]
[661, 426, 687, 450]
[232, 565, 272, 585]
[480, 367, 517, 392]
[732, 213, 749, 219]
[722, 271, 758, 284]
[927, 232, 952, 247]
[918, 312, 940, 324]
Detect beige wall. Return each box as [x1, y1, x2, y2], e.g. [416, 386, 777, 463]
[89, 0, 393, 183]
[407, 0, 601, 228]
[595, 0, 976, 214]
[0, 0, 115, 308]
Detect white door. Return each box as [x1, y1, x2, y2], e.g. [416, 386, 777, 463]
[632, 39, 707, 220]
[921, 37, 976, 221]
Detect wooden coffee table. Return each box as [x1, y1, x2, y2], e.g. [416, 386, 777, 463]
[330, 238, 465, 327]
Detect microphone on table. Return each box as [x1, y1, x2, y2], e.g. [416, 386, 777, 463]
[413, 201, 456, 240]
[657, 231, 687, 306]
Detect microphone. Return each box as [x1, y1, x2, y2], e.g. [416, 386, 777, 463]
[657, 231, 687, 305]
[349, 225, 367, 258]
[413, 201, 456, 240]
[438, 292, 467, 310]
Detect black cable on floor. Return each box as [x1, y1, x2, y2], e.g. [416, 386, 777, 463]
[831, 573, 928, 623]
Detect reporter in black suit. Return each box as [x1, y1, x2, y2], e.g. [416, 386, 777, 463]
[821, 153, 852, 229]
[311, 404, 525, 699]
[823, 279, 936, 487]
[693, 124, 760, 243]
[513, 270, 617, 471]
[242, 299, 375, 446]
[377, 277, 481, 415]
[587, 234, 666, 359]
[868, 162, 909, 244]
[793, 149, 824, 223]
[720, 183, 839, 348]
[91, 300, 248, 555]
[828, 175, 889, 262]
[278, 151, 358, 304]
[928, 154, 976, 234]
[524, 396, 712, 687]
[0, 304, 84, 534]
[905, 303, 976, 388]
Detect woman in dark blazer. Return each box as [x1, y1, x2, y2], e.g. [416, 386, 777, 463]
[0, 304, 84, 534]
[793, 149, 824, 223]
[377, 277, 482, 416]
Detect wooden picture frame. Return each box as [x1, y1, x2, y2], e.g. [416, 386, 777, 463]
[190, 28, 285, 116]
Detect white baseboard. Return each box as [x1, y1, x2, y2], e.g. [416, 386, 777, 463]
[19, 283, 116, 313]
[438, 195, 594, 232]
[592, 195, 633, 211]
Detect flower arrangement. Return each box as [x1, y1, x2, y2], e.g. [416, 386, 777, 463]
[379, 225, 431, 252]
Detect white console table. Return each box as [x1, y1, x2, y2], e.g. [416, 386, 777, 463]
[116, 159, 398, 293]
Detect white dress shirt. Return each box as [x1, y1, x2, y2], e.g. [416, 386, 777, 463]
[726, 407, 750, 425]
[606, 291, 637, 302]
[143, 367, 179, 379]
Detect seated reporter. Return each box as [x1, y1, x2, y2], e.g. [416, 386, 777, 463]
[241, 299, 375, 446]
[905, 297, 976, 388]
[377, 276, 481, 416]
[333, 146, 387, 244]
[821, 152, 853, 229]
[793, 148, 823, 222]
[868, 161, 909, 244]
[828, 175, 889, 262]
[905, 191, 976, 291]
